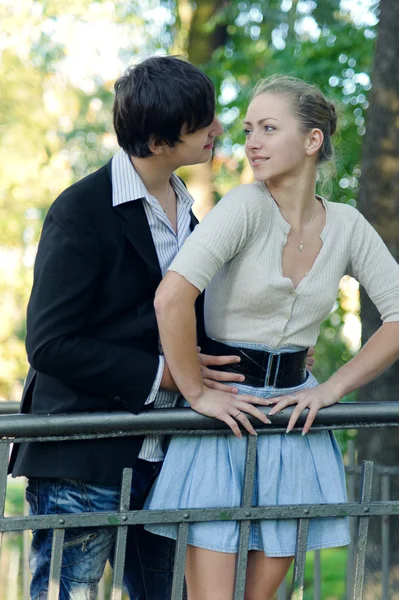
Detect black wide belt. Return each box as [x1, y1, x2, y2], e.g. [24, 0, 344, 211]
[201, 337, 308, 388]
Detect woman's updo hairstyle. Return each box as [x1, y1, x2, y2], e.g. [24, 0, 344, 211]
[250, 75, 337, 164]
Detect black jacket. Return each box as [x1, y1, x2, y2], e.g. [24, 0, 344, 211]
[10, 160, 201, 484]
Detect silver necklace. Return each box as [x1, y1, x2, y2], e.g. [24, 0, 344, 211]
[276, 201, 317, 252]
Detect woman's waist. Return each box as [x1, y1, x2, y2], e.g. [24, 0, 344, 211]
[201, 336, 309, 389]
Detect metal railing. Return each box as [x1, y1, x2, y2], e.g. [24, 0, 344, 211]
[1, 401, 399, 600]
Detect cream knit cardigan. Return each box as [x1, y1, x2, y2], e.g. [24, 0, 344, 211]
[169, 182, 399, 349]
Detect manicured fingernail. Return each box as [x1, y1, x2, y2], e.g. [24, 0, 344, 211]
[231, 387, 238, 393]
[239, 375, 245, 381]
[252, 431, 258, 436]
[286, 427, 291, 434]
[236, 357, 241, 362]
[302, 430, 307, 436]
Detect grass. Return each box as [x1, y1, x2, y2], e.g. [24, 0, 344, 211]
[284, 547, 348, 599]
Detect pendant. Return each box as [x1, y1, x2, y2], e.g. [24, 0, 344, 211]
[298, 241, 304, 252]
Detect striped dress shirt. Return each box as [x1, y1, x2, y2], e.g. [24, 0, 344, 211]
[112, 149, 195, 461]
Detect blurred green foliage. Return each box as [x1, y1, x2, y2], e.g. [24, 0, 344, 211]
[0, 0, 378, 423]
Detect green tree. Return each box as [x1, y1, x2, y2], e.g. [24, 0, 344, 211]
[0, 0, 379, 407]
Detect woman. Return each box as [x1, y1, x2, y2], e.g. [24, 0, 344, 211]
[144, 75, 399, 600]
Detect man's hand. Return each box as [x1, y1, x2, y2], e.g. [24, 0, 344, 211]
[306, 347, 315, 371]
[161, 351, 244, 394]
[198, 349, 245, 393]
[201, 346, 317, 391]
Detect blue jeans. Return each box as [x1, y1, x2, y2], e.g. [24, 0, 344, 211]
[26, 459, 174, 600]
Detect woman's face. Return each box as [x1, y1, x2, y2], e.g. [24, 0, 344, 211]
[244, 92, 309, 183]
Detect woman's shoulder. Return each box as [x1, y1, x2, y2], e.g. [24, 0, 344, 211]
[217, 181, 272, 216]
[323, 198, 363, 227]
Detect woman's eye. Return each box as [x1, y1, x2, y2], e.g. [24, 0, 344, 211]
[243, 129, 252, 136]
[264, 125, 275, 132]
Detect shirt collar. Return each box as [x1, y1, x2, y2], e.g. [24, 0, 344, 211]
[112, 149, 194, 209]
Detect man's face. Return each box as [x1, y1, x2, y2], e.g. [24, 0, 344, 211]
[167, 117, 223, 168]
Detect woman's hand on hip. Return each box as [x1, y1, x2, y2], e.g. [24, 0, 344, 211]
[267, 382, 340, 435]
[189, 388, 273, 438]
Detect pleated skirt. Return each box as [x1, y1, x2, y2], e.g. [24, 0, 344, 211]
[144, 343, 350, 557]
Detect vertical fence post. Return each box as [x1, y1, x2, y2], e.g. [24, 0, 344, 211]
[277, 577, 287, 600]
[23, 488, 30, 600]
[381, 473, 390, 600]
[48, 528, 65, 600]
[234, 434, 258, 600]
[98, 577, 105, 600]
[291, 518, 310, 600]
[352, 461, 373, 600]
[0, 440, 10, 558]
[313, 550, 321, 600]
[111, 468, 132, 600]
[345, 440, 356, 600]
[171, 522, 189, 600]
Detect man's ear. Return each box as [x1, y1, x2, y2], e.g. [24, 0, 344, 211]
[148, 137, 168, 155]
[306, 128, 324, 157]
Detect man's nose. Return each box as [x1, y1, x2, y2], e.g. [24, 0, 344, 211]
[212, 117, 224, 136]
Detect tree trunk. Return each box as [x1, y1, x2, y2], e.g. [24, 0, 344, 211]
[355, 0, 399, 583]
[175, 0, 228, 219]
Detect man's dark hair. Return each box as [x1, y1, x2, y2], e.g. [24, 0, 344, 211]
[113, 56, 216, 158]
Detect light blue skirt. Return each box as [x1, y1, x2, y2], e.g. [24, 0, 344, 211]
[144, 342, 350, 557]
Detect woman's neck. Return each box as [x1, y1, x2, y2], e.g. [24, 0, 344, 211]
[266, 172, 318, 230]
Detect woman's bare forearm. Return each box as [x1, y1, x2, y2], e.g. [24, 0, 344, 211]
[326, 322, 399, 400]
[154, 272, 204, 403]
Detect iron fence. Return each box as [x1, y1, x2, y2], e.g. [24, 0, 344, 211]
[0, 401, 399, 600]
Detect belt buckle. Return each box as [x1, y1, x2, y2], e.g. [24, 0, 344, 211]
[264, 353, 281, 387]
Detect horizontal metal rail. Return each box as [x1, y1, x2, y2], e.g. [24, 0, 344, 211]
[1, 404, 398, 599]
[0, 402, 399, 442]
[1, 501, 398, 533]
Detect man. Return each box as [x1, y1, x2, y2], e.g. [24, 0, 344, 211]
[9, 56, 251, 600]
[10, 56, 314, 599]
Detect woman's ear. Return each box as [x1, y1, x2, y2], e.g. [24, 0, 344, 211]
[306, 128, 324, 157]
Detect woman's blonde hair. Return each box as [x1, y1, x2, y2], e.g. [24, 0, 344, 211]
[250, 75, 337, 164]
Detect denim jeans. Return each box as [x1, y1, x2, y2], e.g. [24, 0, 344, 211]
[26, 459, 174, 600]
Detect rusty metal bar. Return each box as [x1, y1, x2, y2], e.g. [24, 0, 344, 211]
[0, 440, 10, 559]
[171, 522, 189, 600]
[1, 403, 399, 443]
[346, 440, 356, 600]
[381, 474, 390, 600]
[277, 577, 287, 600]
[111, 468, 132, 600]
[48, 528, 65, 600]
[234, 434, 258, 600]
[352, 461, 374, 599]
[291, 518, 310, 599]
[23, 493, 30, 600]
[313, 550, 321, 600]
